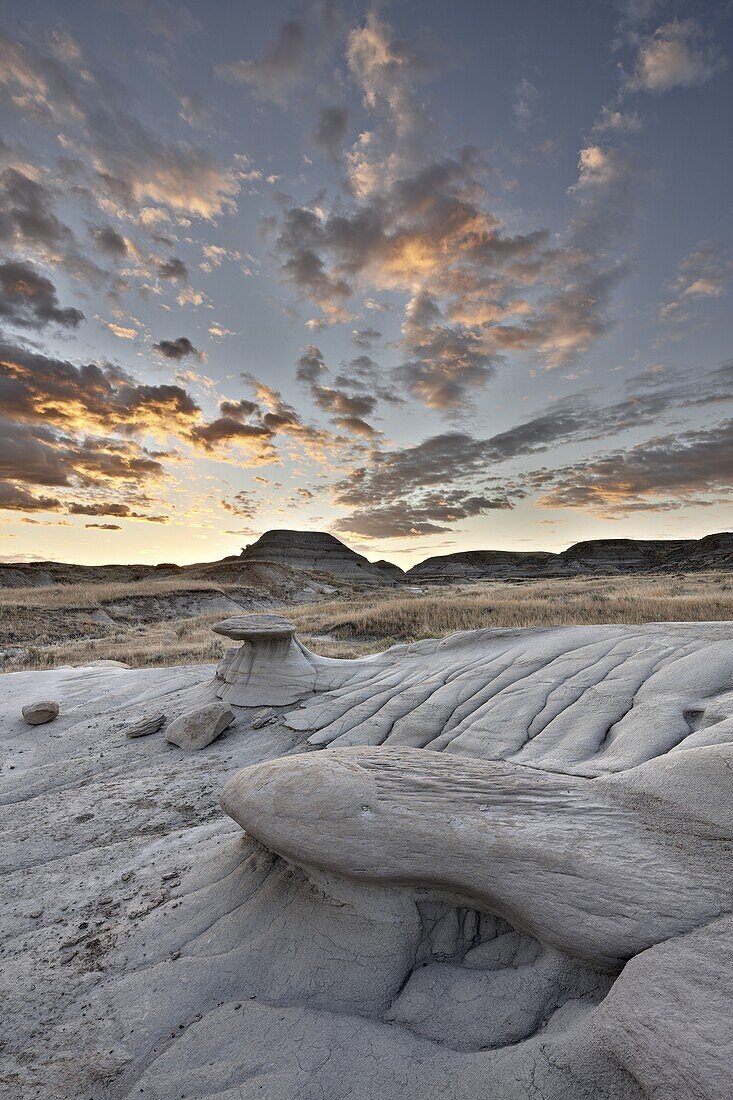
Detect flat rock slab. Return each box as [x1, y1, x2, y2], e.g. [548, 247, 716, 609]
[165, 702, 235, 750]
[212, 614, 296, 642]
[21, 700, 59, 725]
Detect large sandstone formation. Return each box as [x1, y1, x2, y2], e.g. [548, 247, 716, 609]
[1, 618, 732, 1099]
[239, 529, 405, 581]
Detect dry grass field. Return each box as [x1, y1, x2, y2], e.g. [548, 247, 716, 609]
[1, 570, 732, 673]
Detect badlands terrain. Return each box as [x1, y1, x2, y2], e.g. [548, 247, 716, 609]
[1, 529, 733, 672]
[2, 529, 732, 1099]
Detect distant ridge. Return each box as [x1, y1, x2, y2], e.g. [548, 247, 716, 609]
[0, 530, 731, 589]
[407, 533, 733, 580]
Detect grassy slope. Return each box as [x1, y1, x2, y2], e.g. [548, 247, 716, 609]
[1, 570, 732, 672]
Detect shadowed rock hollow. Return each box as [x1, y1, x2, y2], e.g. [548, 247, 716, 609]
[2, 619, 732, 1099]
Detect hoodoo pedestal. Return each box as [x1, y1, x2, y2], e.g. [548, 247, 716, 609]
[213, 613, 317, 706]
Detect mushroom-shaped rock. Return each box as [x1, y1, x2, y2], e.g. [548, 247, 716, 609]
[165, 702, 234, 751]
[212, 613, 317, 707]
[22, 700, 59, 725]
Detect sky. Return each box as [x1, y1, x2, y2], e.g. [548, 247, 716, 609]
[0, 0, 731, 568]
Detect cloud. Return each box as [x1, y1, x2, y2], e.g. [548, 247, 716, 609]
[216, 21, 307, 107]
[105, 321, 137, 340]
[85, 522, 122, 530]
[534, 418, 733, 514]
[91, 224, 128, 257]
[178, 91, 214, 130]
[334, 491, 513, 538]
[271, 146, 572, 401]
[244, 375, 332, 457]
[331, 415, 377, 437]
[569, 145, 640, 251]
[0, 166, 102, 281]
[331, 360, 733, 533]
[513, 78, 540, 130]
[397, 292, 499, 408]
[272, 21, 642, 396]
[313, 105, 350, 158]
[334, 355, 402, 405]
[659, 243, 731, 323]
[91, 126, 240, 219]
[332, 429, 521, 536]
[627, 20, 725, 93]
[346, 12, 433, 140]
[0, 31, 84, 123]
[221, 489, 258, 517]
[296, 344, 380, 434]
[352, 326, 381, 349]
[188, 416, 274, 456]
[68, 501, 168, 521]
[0, 481, 60, 512]
[218, 398, 260, 419]
[592, 107, 643, 133]
[156, 255, 188, 280]
[312, 386, 376, 419]
[0, 260, 84, 328]
[0, 417, 165, 491]
[0, 331, 335, 515]
[0, 341, 200, 435]
[153, 335, 201, 360]
[176, 285, 207, 307]
[0, 33, 241, 223]
[208, 322, 236, 338]
[186, 379, 332, 462]
[296, 344, 328, 384]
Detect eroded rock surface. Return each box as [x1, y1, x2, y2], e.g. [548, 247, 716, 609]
[281, 622, 733, 775]
[1, 622, 732, 1099]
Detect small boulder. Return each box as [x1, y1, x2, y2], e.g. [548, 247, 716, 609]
[22, 700, 59, 726]
[165, 702, 235, 751]
[251, 707, 278, 729]
[125, 712, 166, 739]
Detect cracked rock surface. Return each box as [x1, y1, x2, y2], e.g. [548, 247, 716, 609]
[2, 622, 732, 1099]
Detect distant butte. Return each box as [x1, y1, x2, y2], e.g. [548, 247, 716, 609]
[237, 529, 405, 581]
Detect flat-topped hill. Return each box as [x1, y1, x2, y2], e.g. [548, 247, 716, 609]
[238, 529, 404, 582]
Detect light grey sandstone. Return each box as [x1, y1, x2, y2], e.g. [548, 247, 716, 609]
[165, 701, 235, 750]
[124, 711, 166, 738]
[213, 613, 317, 706]
[1, 618, 732, 1099]
[21, 699, 59, 725]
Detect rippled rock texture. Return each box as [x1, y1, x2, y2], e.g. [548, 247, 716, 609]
[2, 621, 732, 1099]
